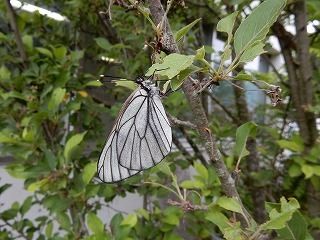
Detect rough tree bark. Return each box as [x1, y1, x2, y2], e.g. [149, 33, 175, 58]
[148, 0, 253, 228]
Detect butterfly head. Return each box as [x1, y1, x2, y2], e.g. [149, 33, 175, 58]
[135, 76, 145, 85]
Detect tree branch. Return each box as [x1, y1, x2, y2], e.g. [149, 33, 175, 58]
[148, 0, 253, 227]
[168, 114, 196, 129]
[4, 0, 28, 68]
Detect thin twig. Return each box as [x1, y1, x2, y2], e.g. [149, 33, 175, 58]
[172, 133, 194, 164]
[178, 127, 208, 166]
[167, 114, 196, 129]
[42, 121, 57, 153]
[206, 91, 240, 124]
[261, 54, 288, 88]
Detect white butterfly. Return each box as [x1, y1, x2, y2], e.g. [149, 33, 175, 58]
[97, 75, 172, 183]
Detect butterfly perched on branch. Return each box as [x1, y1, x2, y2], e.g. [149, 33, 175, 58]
[97, 71, 172, 183]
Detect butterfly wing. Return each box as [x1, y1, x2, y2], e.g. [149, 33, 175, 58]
[116, 88, 172, 170]
[97, 89, 141, 183]
[97, 130, 140, 183]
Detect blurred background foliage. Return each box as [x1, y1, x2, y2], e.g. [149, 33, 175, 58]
[0, 0, 320, 239]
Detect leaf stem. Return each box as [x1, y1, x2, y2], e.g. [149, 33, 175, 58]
[143, 181, 182, 199]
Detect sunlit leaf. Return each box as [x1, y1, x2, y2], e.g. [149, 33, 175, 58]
[146, 54, 194, 79]
[87, 212, 104, 233]
[64, 131, 87, 163]
[235, 122, 257, 161]
[175, 18, 201, 42]
[216, 196, 244, 215]
[217, 12, 238, 45]
[234, 0, 286, 56]
[120, 213, 138, 227]
[27, 178, 49, 192]
[82, 162, 97, 184]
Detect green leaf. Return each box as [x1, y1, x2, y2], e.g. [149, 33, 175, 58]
[120, 213, 138, 227]
[205, 207, 232, 234]
[64, 131, 87, 163]
[170, 65, 200, 90]
[35, 47, 53, 58]
[83, 233, 111, 240]
[5, 164, 28, 179]
[111, 43, 132, 50]
[0, 184, 12, 195]
[82, 162, 97, 184]
[262, 210, 293, 230]
[313, 166, 320, 176]
[43, 148, 57, 170]
[146, 54, 194, 79]
[27, 178, 49, 192]
[163, 207, 181, 226]
[0, 32, 8, 41]
[0, 65, 11, 80]
[56, 212, 71, 231]
[233, 73, 253, 81]
[235, 122, 257, 160]
[180, 180, 205, 189]
[277, 212, 307, 240]
[288, 163, 302, 177]
[262, 197, 300, 230]
[239, 41, 266, 62]
[2, 91, 27, 101]
[48, 87, 66, 112]
[217, 12, 238, 45]
[45, 221, 53, 238]
[95, 37, 111, 51]
[113, 80, 136, 90]
[71, 50, 84, 61]
[110, 213, 124, 233]
[87, 212, 104, 234]
[86, 80, 103, 87]
[135, 208, 149, 220]
[163, 233, 184, 240]
[216, 196, 244, 215]
[0, 131, 19, 144]
[53, 46, 67, 61]
[20, 196, 33, 216]
[224, 227, 244, 240]
[277, 140, 304, 152]
[162, 213, 180, 226]
[194, 46, 205, 60]
[194, 161, 208, 180]
[220, 47, 231, 63]
[22, 35, 33, 49]
[301, 164, 314, 179]
[156, 161, 172, 175]
[234, 0, 286, 56]
[175, 18, 201, 41]
[51, 198, 73, 212]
